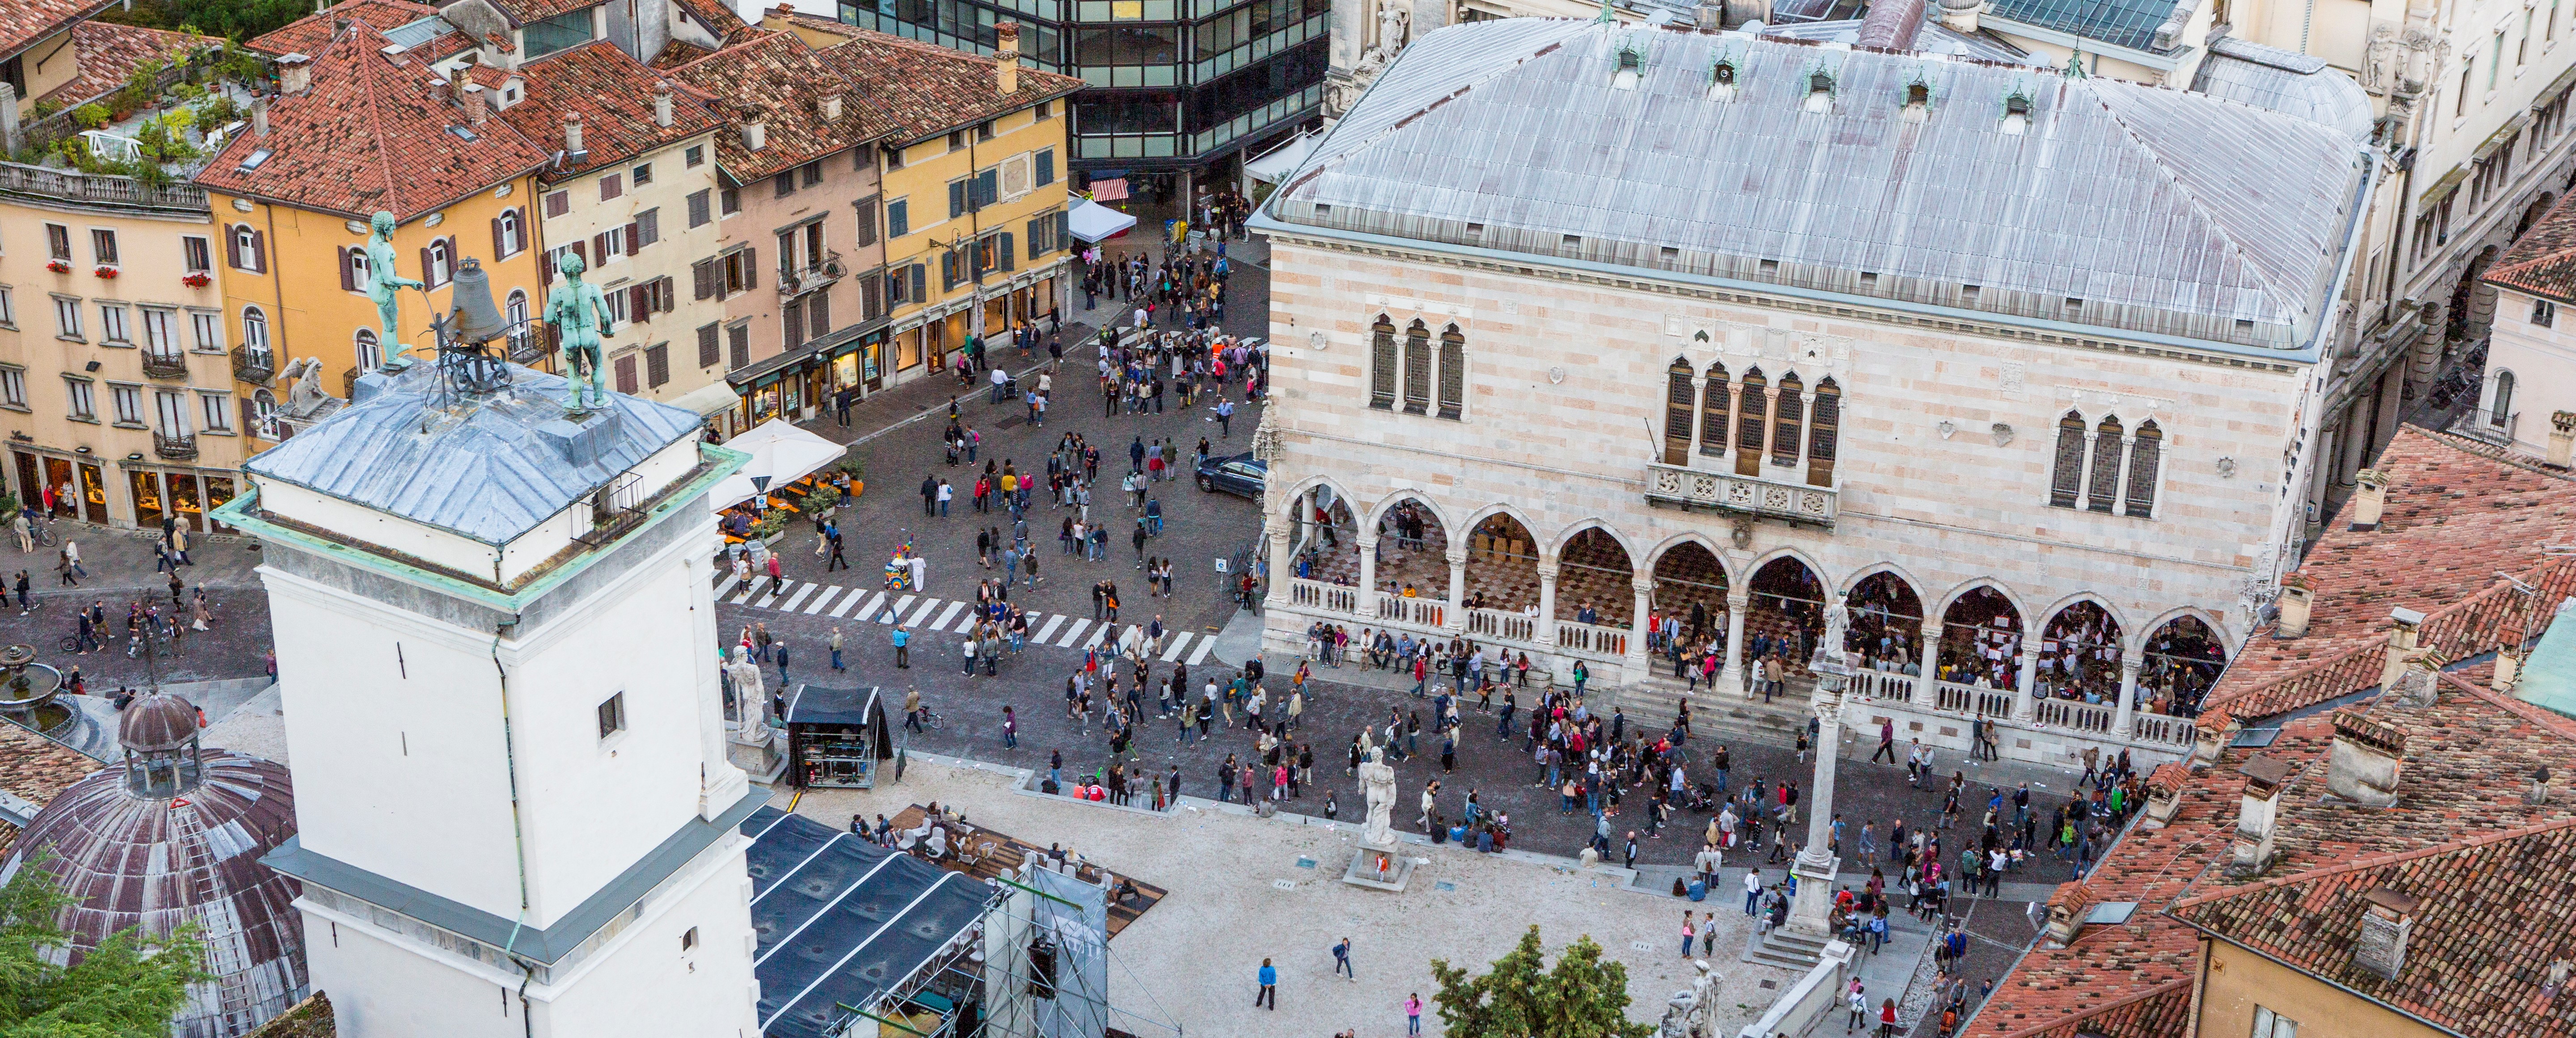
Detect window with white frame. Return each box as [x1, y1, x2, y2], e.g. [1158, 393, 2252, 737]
[241, 306, 269, 354]
[2250, 1006, 2298, 1038]
[182, 235, 211, 273]
[53, 296, 81, 339]
[63, 378, 93, 420]
[153, 389, 187, 435]
[44, 224, 69, 262]
[188, 309, 222, 351]
[2536, 298, 2557, 327]
[89, 228, 118, 267]
[140, 308, 178, 356]
[426, 239, 454, 286]
[97, 303, 129, 344]
[0, 286, 15, 327]
[110, 384, 142, 425]
[0, 368, 24, 409]
[251, 390, 279, 438]
[199, 391, 232, 432]
[354, 328, 382, 370]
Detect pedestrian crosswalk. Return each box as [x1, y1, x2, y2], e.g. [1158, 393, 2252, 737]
[712, 575, 1229, 665]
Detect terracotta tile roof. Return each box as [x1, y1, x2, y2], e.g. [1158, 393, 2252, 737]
[0, 720, 106, 862]
[499, 41, 720, 182]
[36, 20, 214, 108]
[663, 29, 891, 182]
[194, 21, 549, 222]
[2200, 426, 2576, 716]
[672, 0, 749, 40]
[484, 0, 599, 26]
[2169, 815, 2576, 1038]
[2488, 192, 2576, 304]
[247, 992, 335, 1038]
[0, 0, 117, 63]
[801, 17, 1084, 144]
[649, 38, 711, 69]
[246, 0, 440, 56]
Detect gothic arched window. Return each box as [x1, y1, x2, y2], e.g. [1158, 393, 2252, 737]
[1735, 369, 1767, 477]
[1771, 373, 1805, 465]
[2124, 419, 2161, 517]
[1368, 315, 1396, 410]
[2049, 410, 2085, 508]
[1806, 377, 1839, 487]
[1664, 358, 1695, 465]
[2087, 415, 2125, 513]
[1401, 319, 1430, 415]
[1699, 363, 1729, 457]
[1436, 324, 1464, 420]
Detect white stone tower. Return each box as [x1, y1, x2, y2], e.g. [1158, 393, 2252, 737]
[218, 362, 758, 1038]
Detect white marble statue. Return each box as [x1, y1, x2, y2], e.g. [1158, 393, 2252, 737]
[1685, 960, 1721, 1037]
[1368, 0, 1410, 64]
[1358, 746, 1397, 850]
[286, 357, 330, 416]
[727, 645, 771, 745]
[1656, 990, 1695, 1038]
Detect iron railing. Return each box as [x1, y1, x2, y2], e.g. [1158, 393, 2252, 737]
[152, 431, 197, 461]
[140, 351, 188, 380]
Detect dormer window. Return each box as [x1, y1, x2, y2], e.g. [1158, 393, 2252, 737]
[1613, 48, 1643, 90]
[1804, 71, 1834, 113]
[2002, 93, 2032, 135]
[1710, 60, 1738, 101]
[1902, 81, 1930, 122]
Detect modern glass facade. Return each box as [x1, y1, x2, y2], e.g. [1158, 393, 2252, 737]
[837, 0, 1324, 173]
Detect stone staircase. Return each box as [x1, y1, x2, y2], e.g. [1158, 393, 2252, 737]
[1608, 671, 1816, 748]
[1752, 921, 1834, 969]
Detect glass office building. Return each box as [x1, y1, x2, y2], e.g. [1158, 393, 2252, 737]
[839, 0, 1327, 180]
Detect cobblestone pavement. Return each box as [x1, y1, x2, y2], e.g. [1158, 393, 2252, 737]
[0, 527, 273, 691]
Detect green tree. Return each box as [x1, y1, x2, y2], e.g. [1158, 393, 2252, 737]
[1430, 925, 1654, 1038]
[0, 850, 208, 1038]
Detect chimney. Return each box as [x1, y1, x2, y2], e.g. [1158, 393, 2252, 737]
[2528, 765, 2555, 805]
[2349, 468, 2391, 531]
[742, 104, 767, 152]
[2324, 710, 2405, 808]
[2140, 762, 2190, 828]
[2040, 881, 2097, 948]
[279, 53, 314, 95]
[0, 82, 21, 157]
[463, 83, 487, 124]
[2275, 574, 2314, 638]
[2227, 754, 2293, 877]
[997, 22, 1022, 95]
[253, 96, 270, 137]
[2497, 648, 2525, 691]
[654, 80, 675, 128]
[1938, 0, 1981, 33]
[822, 93, 842, 122]
[1855, 0, 1926, 50]
[2551, 411, 2576, 468]
[2353, 887, 2421, 980]
[445, 65, 466, 105]
[2380, 606, 2424, 692]
[563, 113, 585, 154]
[2190, 708, 2237, 771]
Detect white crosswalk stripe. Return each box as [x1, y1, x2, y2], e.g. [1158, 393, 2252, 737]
[886, 595, 916, 624]
[754, 581, 792, 608]
[1159, 632, 1193, 662]
[1188, 634, 1219, 665]
[831, 590, 869, 618]
[779, 585, 817, 611]
[730, 582, 759, 604]
[1083, 623, 1110, 649]
[851, 592, 887, 621]
[904, 597, 942, 626]
[802, 587, 841, 614]
[713, 575, 740, 600]
[1054, 618, 1090, 648]
[1034, 614, 1066, 643]
[932, 601, 968, 632]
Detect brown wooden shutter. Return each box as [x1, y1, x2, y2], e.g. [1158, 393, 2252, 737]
[808, 291, 828, 338]
[614, 354, 637, 394]
[629, 285, 651, 324]
[657, 276, 675, 312]
[624, 223, 640, 254]
[590, 233, 608, 265]
[693, 259, 717, 301]
[239, 399, 255, 437]
[339, 248, 355, 291]
[250, 230, 265, 272]
[697, 323, 719, 367]
[646, 343, 668, 387]
[743, 247, 755, 290]
[491, 217, 505, 259]
[419, 247, 434, 287]
[543, 248, 556, 285]
[783, 301, 804, 347]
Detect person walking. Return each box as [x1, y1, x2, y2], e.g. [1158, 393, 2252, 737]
[1405, 992, 1423, 1035]
[893, 624, 912, 668]
[1214, 396, 1235, 437]
[1002, 704, 1019, 747]
[904, 686, 924, 733]
[1678, 911, 1696, 957]
[921, 474, 939, 516]
[1254, 959, 1277, 1010]
[1333, 937, 1354, 980]
[829, 628, 845, 671]
[774, 642, 792, 684]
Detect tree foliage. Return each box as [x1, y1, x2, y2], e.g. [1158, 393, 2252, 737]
[98, 0, 311, 46]
[1430, 925, 1654, 1038]
[0, 851, 208, 1038]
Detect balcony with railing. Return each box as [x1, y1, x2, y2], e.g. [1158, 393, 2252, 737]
[152, 431, 198, 461]
[231, 346, 275, 385]
[1374, 592, 1447, 630]
[1934, 680, 2014, 718]
[1643, 462, 1837, 527]
[2031, 696, 2114, 735]
[140, 350, 189, 380]
[1464, 607, 1537, 645]
[503, 318, 548, 365]
[777, 253, 846, 298]
[1287, 577, 1358, 614]
[1850, 669, 1914, 703]
[0, 160, 209, 215]
[1555, 619, 1628, 659]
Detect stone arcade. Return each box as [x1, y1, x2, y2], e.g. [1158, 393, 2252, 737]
[1252, 18, 2381, 768]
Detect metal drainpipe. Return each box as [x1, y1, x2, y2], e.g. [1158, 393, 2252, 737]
[492, 618, 537, 1037]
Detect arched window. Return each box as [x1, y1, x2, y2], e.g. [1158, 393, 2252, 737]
[1771, 373, 1805, 465]
[1401, 320, 1430, 415]
[1663, 358, 1695, 465]
[2493, 369, 2517, 428]
[1698, 362, 1729, 457]
[354, 327, 382, 370]
[2087, 415, 2124, 513]
[1368, 315, 1397, 410]
[251, 389, 280, 440]
[1735, 368, 1768, 477]
[1436, 324, 1464, 420]
[2049, 410, 2085, 508]
[426, 239, 453, 286]
[497, 209, 524, 256]
[505, 288, 529, 326]
[242, 306, 270, 355]
[2123, 419, 2161, 517]
[1807, 377, 1839, 487]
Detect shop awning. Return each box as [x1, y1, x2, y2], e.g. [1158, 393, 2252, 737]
[723, 317, 887, 388]
[1089, 177, 1130, 201]
[1243, 129, 1320, 184]
[708, 419, 847, 511]
[1068, 197, 1139, 244]
[670, 381, 739, 418]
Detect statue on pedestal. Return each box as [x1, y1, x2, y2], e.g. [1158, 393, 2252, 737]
[544, 251, 614, 411]
[361, 211, 425, 363]
[1359, 746, 1397, 850]
[726, 645, 770, 746]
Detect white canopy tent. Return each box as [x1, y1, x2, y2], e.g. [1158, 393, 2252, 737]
[1242, 129, 1320, 184]
[1067, 196, 1139, 243]
[708, 419, 847, 511]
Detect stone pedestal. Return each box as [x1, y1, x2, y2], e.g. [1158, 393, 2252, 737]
[1341, 844, 1415, 891]
[729, 724, 785, 784]
[1785, 849, 1840, 934]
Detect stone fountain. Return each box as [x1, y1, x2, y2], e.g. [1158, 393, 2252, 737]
[0, 643, 71, 737]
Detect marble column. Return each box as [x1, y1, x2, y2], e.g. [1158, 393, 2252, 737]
[1910, 619, 1937, 707]
[2113, 650, 2142, 742]
[1722, 590, 1750, 697]
[1443, 548, 1468, 632]
[2012, 639, 2039, 721]
[1265, 523, 1292, 610]
[1535, 561, 1560, 652]
[1625, 577, 1654, 682]
[1785, 655, 1851, 937]
[1357, 534, 1379, 608]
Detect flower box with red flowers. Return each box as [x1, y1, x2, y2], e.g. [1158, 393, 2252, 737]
[43, 260, 69, 274]
[182, 272, 211, 288]
[92, 266, 117, 280]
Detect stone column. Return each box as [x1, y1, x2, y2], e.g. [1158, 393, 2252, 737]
[1722, 589, 1750, 697]
[1535, 561, 1560, 652]
[1910, 619, 1937, 707]
[1443, 547, 1468, 632]
[1625, 577, 1654, 682]
[2113, 650, 2142, 743]
[1357, 534, 1379, 604]
[2012, 638, 2039, 721]
[1265, 523, 1292, 609]
[1785, 656, 1850, 937]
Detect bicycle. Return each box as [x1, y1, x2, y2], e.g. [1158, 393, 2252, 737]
[28, 518, 54, 547]
[914, 706, 946, 730]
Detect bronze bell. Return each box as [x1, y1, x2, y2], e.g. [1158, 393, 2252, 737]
[444, 258, 509, 346]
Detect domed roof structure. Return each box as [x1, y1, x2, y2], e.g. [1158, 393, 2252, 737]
[4, 692, 304, 1038]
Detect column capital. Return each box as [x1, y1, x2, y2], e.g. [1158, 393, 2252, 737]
[1357, 533, 1380, 547]
[1445, 550, 1469, 567]
[1267, 525, 1292, 543]
[1631, 577, 1655, 594]
[1535, 562, 1561, 579]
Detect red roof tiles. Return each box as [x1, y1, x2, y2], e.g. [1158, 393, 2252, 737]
[193, 21, 549, 221]
[2488, 192, 2576, 305]
[0, 0, 118, 63]
[36, 20, 213, 109]
[245, 0, 441, 56]
[0, 721, 105, 861]
[663, 29, 891, 182]
[498, 40, 720, 182]
[799, 16, 1084, 144]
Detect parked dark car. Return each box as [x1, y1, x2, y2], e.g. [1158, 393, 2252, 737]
[1196, 452, 1265, 498]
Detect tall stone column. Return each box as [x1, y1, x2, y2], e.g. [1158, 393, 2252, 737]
[1785, 652, 1852, 937]
[1625, 577, 1654, 683]
[1265, 523, 1292, 610]
[2113, 650, 2142, 742]
[1443, 548, 1468, 633]
[2012, 639, 2039, 721]
[1910, 619, 1937, 707]
[1721, 589, 1750, 697]
[1357, 534, 1379, 604]
[1535, 561, 1560, 652]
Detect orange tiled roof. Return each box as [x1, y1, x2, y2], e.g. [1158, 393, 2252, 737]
[663, 29, 891, 183]
[0, 0, 118, 63]
[672, 0, 749, 40]
[246, 0, 441, 56]
[500, 40, 721, 182]
[2488, 192, 2576, 305]
[799, 15, 1084, 144]
[649, 38, 712, 69]
[0, 721, 105, 861]
[194, 21, 549, 221]
[36, 20, 214, 109]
